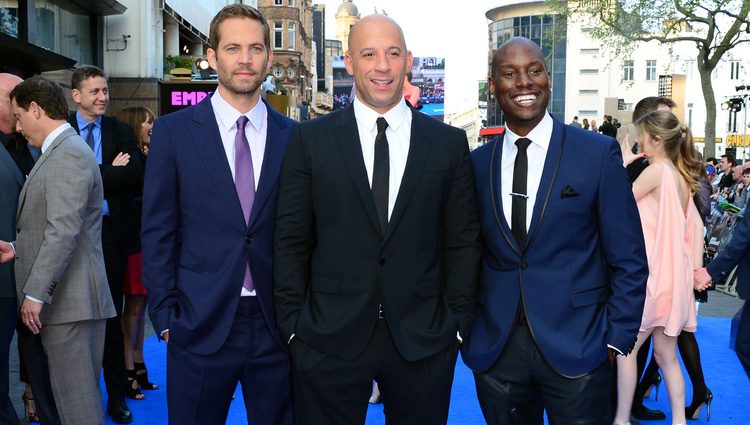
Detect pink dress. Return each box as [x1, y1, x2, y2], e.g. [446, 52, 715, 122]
[637, 163, 698, 336]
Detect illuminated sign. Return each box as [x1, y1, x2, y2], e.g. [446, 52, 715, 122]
[159, 81, 218, 116]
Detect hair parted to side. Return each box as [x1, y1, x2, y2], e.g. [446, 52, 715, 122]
[635, 109, 703, 193]
[71, 65, 106, 91]
[209, 4, 270, 51]
[10, 76, 69, 120]
[116, 106, 155, 150]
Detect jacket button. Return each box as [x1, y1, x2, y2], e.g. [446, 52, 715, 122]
[16, 228, 20, 233]
[520, 262, 527, 270]
[379, 258, 386, 266]
[246, 234, 253, 243]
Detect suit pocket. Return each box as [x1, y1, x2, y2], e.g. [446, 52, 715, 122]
[419, 279, 441, 298]
[570, 285, 609, 308]
[311, 276, 340, 294]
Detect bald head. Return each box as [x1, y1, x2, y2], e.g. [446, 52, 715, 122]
[0, 73, 23, 135]
[348, 14, 407, 55]
[344, 14, 412, 114]
[491, 37, 546, 80]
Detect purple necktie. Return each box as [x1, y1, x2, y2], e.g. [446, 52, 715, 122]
[235, 115, 255, 292]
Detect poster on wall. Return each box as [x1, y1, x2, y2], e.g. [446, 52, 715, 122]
[330, 56, 446, 122]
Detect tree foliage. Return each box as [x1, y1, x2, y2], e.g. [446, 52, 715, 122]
[550, 0, 750, 157]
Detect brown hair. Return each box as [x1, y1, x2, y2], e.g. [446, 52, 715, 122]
[115, 106, 154, 150]
[209, 4, 270, 51]
[71, 65, 106, 91]
[635, 110, 703, 193]
[10, 76, 69, 120]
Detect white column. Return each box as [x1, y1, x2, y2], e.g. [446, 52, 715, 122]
[164, 18, 179, 57]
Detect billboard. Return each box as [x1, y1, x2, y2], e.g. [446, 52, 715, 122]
[330, 56, 446, 121]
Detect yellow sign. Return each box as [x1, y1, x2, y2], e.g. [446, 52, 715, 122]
[726, 134, 750, 147]
[693, 137, 722, 143]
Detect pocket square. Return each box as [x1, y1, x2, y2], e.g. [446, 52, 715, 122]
[560, 185, 580, 198]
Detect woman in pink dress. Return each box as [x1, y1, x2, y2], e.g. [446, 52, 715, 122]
[614, 110, 710, 425]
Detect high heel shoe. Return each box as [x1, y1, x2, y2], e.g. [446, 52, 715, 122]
[126, 369, 145, 400]
[22, 392, 40, 423]
[642, 371, 663, 400]
[134, 361, 158, 390]
[686, 388, 713, 421]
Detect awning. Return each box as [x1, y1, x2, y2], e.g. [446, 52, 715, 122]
[71, 0, 127, 15]
[0, 33, 77, 77]
[479, 127, 505, 136]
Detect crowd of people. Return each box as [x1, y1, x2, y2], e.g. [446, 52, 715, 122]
[0, 3, 748, 425]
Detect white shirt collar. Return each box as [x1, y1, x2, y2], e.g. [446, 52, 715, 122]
[353, 97, 409, 133]
[41, 123, 72, 154]
[503, 112, 553, 151]
[210, 89, 267, 133]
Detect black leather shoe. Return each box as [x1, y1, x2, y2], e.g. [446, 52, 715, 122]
[632, 402, 666, 420]
[107, 399, 133, 424]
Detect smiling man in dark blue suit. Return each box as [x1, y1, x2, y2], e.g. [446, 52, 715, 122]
[462, 37, 648, 424]
[141, 4, 294, 424]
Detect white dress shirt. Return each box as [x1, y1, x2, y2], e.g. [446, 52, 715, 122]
[501, 112, 553, 230]
[353, 97, 411, 219]
[211, 90, 268, 297]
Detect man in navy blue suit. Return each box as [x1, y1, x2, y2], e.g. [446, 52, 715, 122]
[141, 4, 294, 424]
[696, 217, 750, 379]
[462, 37, 648, 424]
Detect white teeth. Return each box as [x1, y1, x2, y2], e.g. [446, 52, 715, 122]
[514, 94, 536, 103]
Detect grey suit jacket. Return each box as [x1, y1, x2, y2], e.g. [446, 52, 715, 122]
[0, 141, 23, 299]
[14, 126, 116, 324]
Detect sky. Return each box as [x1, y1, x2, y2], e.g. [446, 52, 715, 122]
[321, 0, 503, 117]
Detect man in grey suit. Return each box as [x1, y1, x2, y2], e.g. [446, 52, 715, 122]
[0, 72, 22, 425]
[0, 76, 117, 425]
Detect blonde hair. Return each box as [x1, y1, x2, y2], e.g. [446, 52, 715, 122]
[635, 110, 703, 193]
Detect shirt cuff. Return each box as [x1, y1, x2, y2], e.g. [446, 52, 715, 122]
[9, 242, 15, 254]
[607, 344, 624, 356]
[456, 331, 463, 344]
[24, 295, 43, 304]
[160, 329, 169, 337]
[288, 333, 295, 344]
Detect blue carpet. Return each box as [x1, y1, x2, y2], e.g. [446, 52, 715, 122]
[104, 317, 748, 424]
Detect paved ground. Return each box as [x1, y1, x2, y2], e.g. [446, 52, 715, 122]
[5, 292, 745, 423]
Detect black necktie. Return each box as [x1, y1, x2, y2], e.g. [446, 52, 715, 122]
[373, 117, 389, 233]
[512, 137, 532, 249]
[85, 122, 95, 151]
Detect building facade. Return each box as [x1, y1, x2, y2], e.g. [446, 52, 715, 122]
[335, 0, 358, 54]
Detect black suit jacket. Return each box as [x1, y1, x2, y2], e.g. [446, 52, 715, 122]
[69, 114, 142, 255]
[273, 103, 481, 362]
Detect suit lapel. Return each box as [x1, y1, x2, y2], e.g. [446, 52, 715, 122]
[383, 109, 431, 243]
[248, 100, 287, 229]
[100, 116, 115, 163]
[490, 134, 521, 256]
[17, 128, 76, 221]
[335, 104, 382, 236]
[0, 143, 24, 187]
[524, 119, 565, 254]
[188, 97, 246, 230]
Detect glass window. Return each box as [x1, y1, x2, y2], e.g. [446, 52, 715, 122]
[730, 61, 741, 80]
[288, 0, 295, 5]
[36, 0, 92, 64]
[288, 22, 295, 50]
[0, 1, 18, 37]
[623, 59, 634, 81]
[274, 21, 283, 49]
[274, 0, 282, 5]
[646, 60, 657, 80]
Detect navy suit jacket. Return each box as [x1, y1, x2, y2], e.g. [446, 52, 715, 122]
[141, 96, 295, 355]
[462, 118, 648, 377]
[0, 140, 24, 299]
[707, 215, 750, 300]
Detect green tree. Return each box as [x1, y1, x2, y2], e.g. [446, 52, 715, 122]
[551, 0, 750, 157]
